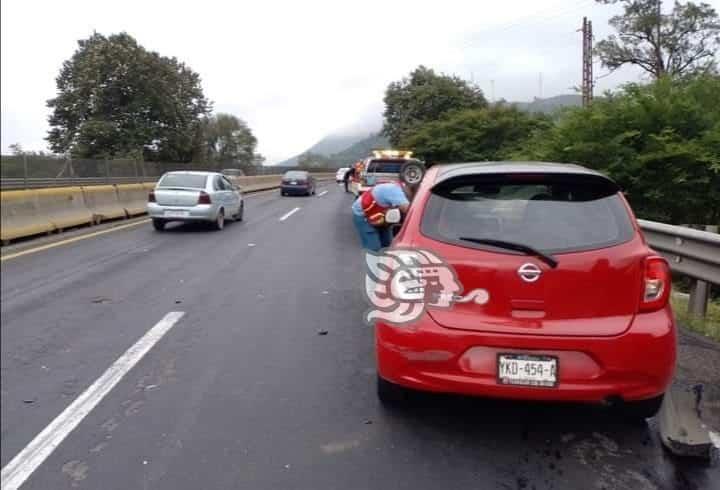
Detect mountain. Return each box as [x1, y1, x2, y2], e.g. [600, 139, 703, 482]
[275, 111, 383, 166]
[511, 94, 582, 113]
[276, 133, 370, 167]
[331, 133, 390, 166]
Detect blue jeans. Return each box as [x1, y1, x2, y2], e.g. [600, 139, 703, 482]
[353, 213, 392, 251]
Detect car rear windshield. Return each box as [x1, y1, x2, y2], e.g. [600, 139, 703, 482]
[421, 174, 635, 254]
[158, 174, 208, 188]
[284, 171, 307, 179]
[365, 159, 410, 174]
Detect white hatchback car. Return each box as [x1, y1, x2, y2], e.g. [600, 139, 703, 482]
[147, 171, 244, 231]
[336, 167, 350, 183]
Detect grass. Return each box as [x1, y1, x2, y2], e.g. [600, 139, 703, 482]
[671, 293, 720, 342]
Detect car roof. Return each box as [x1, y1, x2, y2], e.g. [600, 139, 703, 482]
[163, 171, 220, 176]
[432, 161, 613, 185]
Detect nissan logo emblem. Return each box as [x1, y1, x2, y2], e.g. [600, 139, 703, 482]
[518, 263, 542, 282]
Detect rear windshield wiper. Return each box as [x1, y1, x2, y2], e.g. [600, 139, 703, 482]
[457, 237, 558, 268]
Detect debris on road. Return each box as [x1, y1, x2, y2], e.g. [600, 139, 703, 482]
[91, 296, 111, 304]
[658, 383, 719, 461]
[317, 329, 329, 336]
[22, 398, 36, 404]
[175, 300, 182, 304]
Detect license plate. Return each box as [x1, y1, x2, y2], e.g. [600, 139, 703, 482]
[164, 210, 189, 218]
[497, 354, 558, 387]
[290, 181, 297, 185]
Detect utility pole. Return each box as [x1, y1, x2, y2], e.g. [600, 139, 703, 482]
[581, 16, 594, 107]
[656, 0, 664, 77]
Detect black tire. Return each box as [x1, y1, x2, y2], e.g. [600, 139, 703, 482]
[399, 161, 425, 186]
[377, 375, 410, 406]
[281, 191, 286, 196]
[234, 202, 244, 221]
[152, 218, 166, 231]
[621, 394, 664, 421]
[212, 209, 225, 231]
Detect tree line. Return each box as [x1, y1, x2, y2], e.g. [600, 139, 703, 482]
[381, 0, 719, 225]
[36, 32, 263, 172]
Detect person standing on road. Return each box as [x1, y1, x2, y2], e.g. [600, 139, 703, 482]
[352, 182, 411, 251]
[343, 166, 356, 193]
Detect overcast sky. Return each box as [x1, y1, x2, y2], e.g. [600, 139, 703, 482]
[3, 0, 716, 163]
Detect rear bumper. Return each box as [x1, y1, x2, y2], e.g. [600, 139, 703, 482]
[147, 203, 219, 221]
[281, 185, 310, 195]
[375, 309, 676, 403]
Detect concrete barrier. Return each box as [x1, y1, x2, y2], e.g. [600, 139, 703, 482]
[117, 183, 150, 216]
[81, 185, 126, 223]
[35, 187, 93, 231]
[1, 174, 335, 244]
[0, 190, 54, 243]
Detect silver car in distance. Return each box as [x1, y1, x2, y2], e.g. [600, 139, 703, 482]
[147, 171, 244, 231]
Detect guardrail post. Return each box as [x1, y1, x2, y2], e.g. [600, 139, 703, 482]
[23, 154, 28, 189]
[687, 224, 718, 318]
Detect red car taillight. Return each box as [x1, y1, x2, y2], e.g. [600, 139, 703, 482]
[639, 256, 671, 312]
[148, 191, 156, 203]
[198, 191, 212, 204]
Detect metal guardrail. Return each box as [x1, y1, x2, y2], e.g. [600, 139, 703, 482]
[638, 219, 719, 317]
[1, 177, 153, 189]
[1, 171, 339, 190]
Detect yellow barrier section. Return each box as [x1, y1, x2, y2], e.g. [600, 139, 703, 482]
[35, 186, 93, 231]
[1, 175, 334, 243]
[116, 183, 150, 216]
[81, 185, 126, 223]
[1, 190, 54, 242]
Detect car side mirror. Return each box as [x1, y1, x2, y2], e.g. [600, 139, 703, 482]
[385, 208, 401, 224]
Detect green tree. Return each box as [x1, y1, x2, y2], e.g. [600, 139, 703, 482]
[595, 0, 720, 78]
[400, 105, 550, 164]
[47, 32, 210, 161]
[198, 113, 258, 167]
[517, 75, 720, 224]
[382, 66, 487, 145]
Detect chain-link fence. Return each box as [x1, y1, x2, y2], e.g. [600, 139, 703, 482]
[0, 155, 335, 189]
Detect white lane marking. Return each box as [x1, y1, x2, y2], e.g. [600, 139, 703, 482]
[279, 207, 301, 222]
[318, 190, 328, 197]
[0, 311, 185, 490]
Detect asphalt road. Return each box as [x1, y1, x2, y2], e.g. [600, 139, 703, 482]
[1, 184, 718, 490]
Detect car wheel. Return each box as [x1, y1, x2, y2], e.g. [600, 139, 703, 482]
[281, 191, 286, 196]
[377, 375, 410, 406]
[152, 218, 166, 231]
[234, 202, 244, 221]
[621, 394, 664, 421]
[213, 209, 225, 231]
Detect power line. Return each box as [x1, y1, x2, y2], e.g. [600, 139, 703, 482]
[459, 0, 596, 49]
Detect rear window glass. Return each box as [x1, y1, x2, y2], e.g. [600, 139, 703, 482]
[284, 171, 307, 179]
[421, 174, 634, 254]
[366, 159, 410, 173]
[158, 174, 207, 188]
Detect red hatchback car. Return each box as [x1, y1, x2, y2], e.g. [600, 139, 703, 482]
[374, 162, 676, 418]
